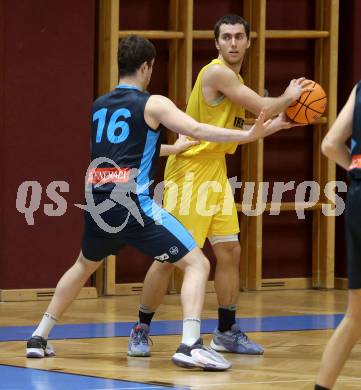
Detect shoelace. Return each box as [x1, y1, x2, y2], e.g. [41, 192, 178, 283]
[31, 336, 47, 349]
[133, 328, 153, 346]
[232, 330, 250, 344]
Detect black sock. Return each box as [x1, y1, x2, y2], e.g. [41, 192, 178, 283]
[315, 385, 330, 390]
[139, 309, 155, 326]
[218, 306, 236, 332]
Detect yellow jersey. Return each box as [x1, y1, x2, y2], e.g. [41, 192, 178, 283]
[180, 58, 245, 157]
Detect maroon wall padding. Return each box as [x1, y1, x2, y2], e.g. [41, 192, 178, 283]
[5, 1, 355, 287]
[119, 0, 169, 31]
[263, 213, 313, 278]
[0, 0, 95, 288]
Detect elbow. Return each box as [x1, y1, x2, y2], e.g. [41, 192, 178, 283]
[321, 138, 335, 158]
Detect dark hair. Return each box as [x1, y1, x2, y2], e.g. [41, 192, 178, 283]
[118, 35, 156, 77]
[214, 14, 250, 41]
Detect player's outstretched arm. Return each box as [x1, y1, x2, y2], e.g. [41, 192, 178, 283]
[321, 84, 356, 170]
[145, 94, 271, 144]
[259, 111, 304, 137]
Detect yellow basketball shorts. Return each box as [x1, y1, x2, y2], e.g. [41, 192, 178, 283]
[163, 154, 239, 248]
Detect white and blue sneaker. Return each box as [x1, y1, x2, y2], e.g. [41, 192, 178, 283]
[210, 323, 264, 355]
[172, 338, 231, 371]
[127, 323, 151, 357]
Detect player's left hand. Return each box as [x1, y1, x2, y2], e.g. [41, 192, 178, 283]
[270, 112, 301, 130]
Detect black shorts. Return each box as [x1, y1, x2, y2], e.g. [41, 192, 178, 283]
[345, 175, 361, 289]
[81, 193, 196, 263]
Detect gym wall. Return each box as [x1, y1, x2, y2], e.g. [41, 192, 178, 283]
[1, 0, 360, 289]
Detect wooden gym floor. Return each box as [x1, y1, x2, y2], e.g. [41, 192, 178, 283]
[0, 290, 360, 389]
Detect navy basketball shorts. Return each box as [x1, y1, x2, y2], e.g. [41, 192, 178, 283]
[345, 176, 361, 289]
[81, 193, 197, 263]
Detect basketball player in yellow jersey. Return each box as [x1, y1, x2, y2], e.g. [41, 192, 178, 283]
[128, 14, 311, 356]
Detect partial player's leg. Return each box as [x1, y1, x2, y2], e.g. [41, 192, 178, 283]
[316, 289, 361, 389]
[47, 252, 103, 318]
[209, 238, 262, 355]
[212, 239, 241, 310]
[26, 252, 103, 358]
[315, 180, 361, 389]
[207, 182, 263, 355]
[171, 247, 231, 371]
[128, 261, 174, 356]
[141, 261, 174, 312]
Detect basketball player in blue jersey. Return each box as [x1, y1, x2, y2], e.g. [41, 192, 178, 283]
[26, 35, 298, 370]
[315, 82, 361, 389]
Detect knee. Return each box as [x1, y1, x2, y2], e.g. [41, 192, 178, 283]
[176, 248, 210, 276]
[200, 254, 211, 275]
[216, 242, 241, 266]
[344, 313, 361, 340]
[152, 260, 175, 275]
[190, 252, 210, 275]
[346, 290, 361, 322]
[77, 252, 102, 274]
[232, 243, 241, 262]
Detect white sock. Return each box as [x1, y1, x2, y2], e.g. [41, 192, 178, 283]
[32, 312, 57, 339]
[182, 318, 201, 346]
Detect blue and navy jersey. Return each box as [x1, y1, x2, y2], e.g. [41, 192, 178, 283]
[89, 85, 162, 195]
[82, 85, 196, 259]
[349, 81, 361, 177]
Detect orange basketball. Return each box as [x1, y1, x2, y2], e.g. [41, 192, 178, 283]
[286, 81, 327, 124]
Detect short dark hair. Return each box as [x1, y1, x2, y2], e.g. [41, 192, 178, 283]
[118, 35, 156, 77]
[214, 14, 250, 41]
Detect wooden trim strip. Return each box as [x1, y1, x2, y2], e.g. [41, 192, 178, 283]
[192, 30, 328, 40]
[113, 281, 215, 296]
[119, 30, 184, 39]
[114, 283, 144, 295]
[261, 278, 312, 290]
[266, 30, 329, 39]
[0, 287, 97, 302]
[236, 202, 324, 212]
[334, 278, 348, 290]
[193, 30, 258, 39]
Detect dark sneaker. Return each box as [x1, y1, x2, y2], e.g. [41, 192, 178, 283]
[172, 338, 231, 371]
[211, 323, 264, 355]
[26, 335, 55, 358]
[127, 323, 152, 357]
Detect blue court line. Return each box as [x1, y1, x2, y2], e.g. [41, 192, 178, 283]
[0, 314, 343, 342]
[0, 365, 188, 390]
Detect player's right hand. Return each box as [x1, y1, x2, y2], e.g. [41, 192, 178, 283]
[284, 77, 313, 102]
